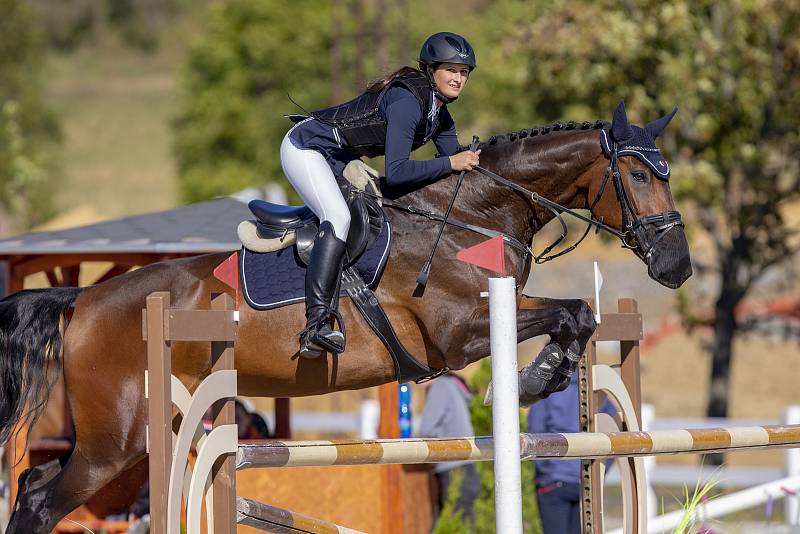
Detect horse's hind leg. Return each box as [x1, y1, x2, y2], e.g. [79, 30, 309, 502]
[7, 441, 146, 534]
[7, 291, 150, 534]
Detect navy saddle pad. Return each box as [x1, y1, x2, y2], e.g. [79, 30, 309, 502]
[240, 221, 392, 310]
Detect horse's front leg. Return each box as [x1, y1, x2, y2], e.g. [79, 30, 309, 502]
[516, 297, 596, 404]
[484, 297, 596, 407]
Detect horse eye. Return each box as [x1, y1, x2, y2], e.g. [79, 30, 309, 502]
[632, 171, 648, 183]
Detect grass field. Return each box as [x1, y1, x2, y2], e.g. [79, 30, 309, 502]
[44, 29, 192, 221]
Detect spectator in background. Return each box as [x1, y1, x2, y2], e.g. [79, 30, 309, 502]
[125, 482, 149, 534]
[235, 400, 272, 440]
[419, 374, 480, 526]
[527, 373, 616, 534]
[203, 400, 271, 439]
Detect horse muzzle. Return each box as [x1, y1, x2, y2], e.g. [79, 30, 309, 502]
[642, 224, 692, 289]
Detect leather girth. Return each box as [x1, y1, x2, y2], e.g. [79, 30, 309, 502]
[341, 267, 444, 383]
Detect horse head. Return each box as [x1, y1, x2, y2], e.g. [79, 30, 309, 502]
[588, 101, 692, 289]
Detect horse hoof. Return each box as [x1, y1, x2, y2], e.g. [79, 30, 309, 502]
[484, 343, 566, 407]
[519, 343, 565, 406]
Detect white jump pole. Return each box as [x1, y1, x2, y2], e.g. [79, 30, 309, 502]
[488, 276, 523, 534]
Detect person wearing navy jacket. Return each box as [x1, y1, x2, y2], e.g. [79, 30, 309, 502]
[281, 32, 481, 358]
[528, 373, 617, 533]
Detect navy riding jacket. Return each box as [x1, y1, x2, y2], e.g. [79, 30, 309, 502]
[527, 374, 617, 486]
[288, 86, 460, 186]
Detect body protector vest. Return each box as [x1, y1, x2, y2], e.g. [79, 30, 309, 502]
[309, 70, 437, 158]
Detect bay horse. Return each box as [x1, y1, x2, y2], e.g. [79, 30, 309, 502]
[0, 102, 691, 532]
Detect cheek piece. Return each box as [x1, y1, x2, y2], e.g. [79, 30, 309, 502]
[609, 148, 690, 288]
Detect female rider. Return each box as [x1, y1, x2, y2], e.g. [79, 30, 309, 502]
[281, 31, 481, 358]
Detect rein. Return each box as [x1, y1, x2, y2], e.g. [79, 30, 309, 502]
[374, 194, 533, 257]
[471, 164, 625, 264]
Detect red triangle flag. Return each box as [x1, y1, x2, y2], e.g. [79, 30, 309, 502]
[456, 235, 506, 276]
[213, 251, 240, 308]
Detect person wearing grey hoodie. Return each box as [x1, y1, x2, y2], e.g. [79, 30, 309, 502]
[420, 374, 479, 526]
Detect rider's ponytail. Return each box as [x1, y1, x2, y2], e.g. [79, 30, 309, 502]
[365, 66, 420, 93]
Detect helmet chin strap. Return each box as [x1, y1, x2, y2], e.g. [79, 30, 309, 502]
[435, 90, 457, 104]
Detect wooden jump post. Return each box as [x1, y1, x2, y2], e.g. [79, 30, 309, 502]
[144, 291, 366, 534]
[580, 297, 646, 534]
[139, 290, 654, 534]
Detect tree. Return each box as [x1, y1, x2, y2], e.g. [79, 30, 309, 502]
[470, 0, 800, 425]
[0, 0, 59, 232]
[172, 0, 333, 202]
[31, 0, 185, 52]
[173, 0, 425, 203]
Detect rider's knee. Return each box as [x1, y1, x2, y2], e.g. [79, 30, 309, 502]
[326, 213, 351, 240]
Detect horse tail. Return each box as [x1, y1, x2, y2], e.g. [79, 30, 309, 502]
[0, 287, 83, 445]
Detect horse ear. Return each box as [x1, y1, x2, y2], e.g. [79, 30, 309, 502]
[645, 107, 678, 139]
[611, 100, 633, 142]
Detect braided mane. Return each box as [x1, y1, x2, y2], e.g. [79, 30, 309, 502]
[478, 120, 608, 149]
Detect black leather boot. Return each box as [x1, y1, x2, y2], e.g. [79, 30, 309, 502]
[298, 221, 347, 358]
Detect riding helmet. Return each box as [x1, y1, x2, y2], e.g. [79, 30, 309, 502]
[419, 32, 476, 70]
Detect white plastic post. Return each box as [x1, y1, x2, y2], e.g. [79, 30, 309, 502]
[593, 261, 603, 324]
[641, 403, 658, 519]
[785, 405, 800, 526]
[488, 277, 523, 534]
[359, 399, 380, 439]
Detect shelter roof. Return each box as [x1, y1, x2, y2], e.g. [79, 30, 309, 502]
[0, 197, 251, 256]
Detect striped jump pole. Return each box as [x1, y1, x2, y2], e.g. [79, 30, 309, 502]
[237, 497, 366, 533]
[235, 424, 800, 468]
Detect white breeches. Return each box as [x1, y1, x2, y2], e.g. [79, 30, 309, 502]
[280, 133, 351, 239]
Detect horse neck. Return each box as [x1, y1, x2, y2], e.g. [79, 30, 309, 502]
[406, 129, 605, 245]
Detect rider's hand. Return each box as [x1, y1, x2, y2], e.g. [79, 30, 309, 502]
[449, 149, 481, 172]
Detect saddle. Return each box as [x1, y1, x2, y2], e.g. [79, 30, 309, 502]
[237, 162, 439, 383]
[237, 160, 384, 262]
[243, 185, 383, 267]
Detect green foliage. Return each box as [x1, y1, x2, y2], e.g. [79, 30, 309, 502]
[430, 359, 542, 533]
[31, 0, 95, 51]
[31, 0, 184, 52]
[670, 474, 720, 534]
[472, 0, 800, 417]
[173, 0, 332, 202]
[0, 0, 58, 231]
[431, 468, 470, 534]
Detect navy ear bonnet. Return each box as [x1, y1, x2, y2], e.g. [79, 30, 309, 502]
[600, 101, 678, 181]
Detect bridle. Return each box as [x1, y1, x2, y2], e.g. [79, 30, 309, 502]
[373, 138, 684, 268]
[470, 139, 684, 263]
[597, 141, 684, 260]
